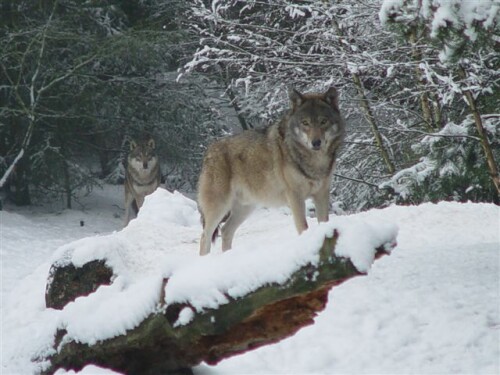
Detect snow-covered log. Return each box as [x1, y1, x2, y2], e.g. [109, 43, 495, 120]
[42, 189, 397, 375]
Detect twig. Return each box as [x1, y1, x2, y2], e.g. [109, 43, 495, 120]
[333, 173, 380, 189]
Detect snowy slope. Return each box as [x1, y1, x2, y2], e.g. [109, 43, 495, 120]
[1, 185, 499, 375]
[205, 202, 500, 375]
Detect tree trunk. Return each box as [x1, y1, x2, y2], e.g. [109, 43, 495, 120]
[458, 67, 500, 197]
[98, 149, 111, 179]
[13, 156, 31, 206]
[351, 73, 395, 174]
[329, 15, 395, 175]
[43, 233, 391, 375]
[57, 127, 72, 209]
[10, 117, 31, 205]
[62, 156, 72, 209]
[430, 92, 443, 128]
[226, 84, 251, 131]
[409, 27, 439, 131]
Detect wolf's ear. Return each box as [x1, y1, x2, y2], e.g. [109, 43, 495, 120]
[323, 87, 339, 111]
[288, 88, 304, 110]
[148, 138, 155, 149]
[130, 140, 137, 151]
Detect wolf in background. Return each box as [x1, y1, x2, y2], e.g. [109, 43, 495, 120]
[197, 87, 345, 255]
[124, 138, 161, 226]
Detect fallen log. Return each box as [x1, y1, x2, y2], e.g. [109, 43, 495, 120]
[44, 232, 391, 375]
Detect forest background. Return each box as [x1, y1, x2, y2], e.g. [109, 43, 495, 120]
[1, 0, 498, 212]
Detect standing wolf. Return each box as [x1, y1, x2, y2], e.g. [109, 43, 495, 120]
[124, 138, 161, 226]
[198, 87, 345, 255]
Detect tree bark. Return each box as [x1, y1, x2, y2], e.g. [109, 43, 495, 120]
[329, 15, 395, 175]
[408, 26, 439, 131]
[351, 73, 396, 174]
[13, 153, 31, 206]
[458, 66, 500, 197]
[56, 127, 72, 209]
[226, 84, 251, 131]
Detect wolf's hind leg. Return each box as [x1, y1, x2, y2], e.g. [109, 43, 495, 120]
[199, 200, 231, 256]
[221, 203, 254, 251]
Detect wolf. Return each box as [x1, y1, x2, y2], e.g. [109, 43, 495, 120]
[197, 86, 345, 255]
[124, 138, 161, 226]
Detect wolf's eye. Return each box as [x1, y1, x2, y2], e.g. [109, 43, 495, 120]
[319, 118, 329, 127]
[301, 120, 310, 128]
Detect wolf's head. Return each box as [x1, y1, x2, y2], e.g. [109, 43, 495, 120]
[287, 87, 345, 152]
[128, 138, 158, 171]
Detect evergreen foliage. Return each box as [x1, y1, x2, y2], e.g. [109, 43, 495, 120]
[381, 115, 499, 204]
[0, 0, 225, 207]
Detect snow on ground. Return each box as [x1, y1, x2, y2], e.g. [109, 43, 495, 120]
[204, 202, 500, 375]
[1, 184, 499, 374]
[1, 185, 123, 303]
[2, 188, 397, 374]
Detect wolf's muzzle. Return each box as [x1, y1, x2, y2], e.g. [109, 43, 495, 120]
[311, 139, 322, 150]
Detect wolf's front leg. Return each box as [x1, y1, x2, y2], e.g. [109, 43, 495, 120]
[124, 200, 135, 226]
[124, 206, 131, 226]
[199, 231, 212, 256]
[312, 183, 330, 223]
[135, 195, 145, 210]
[286, 191, 308, 234]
